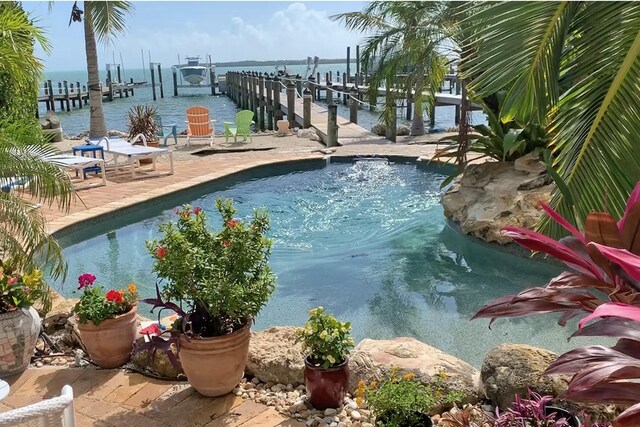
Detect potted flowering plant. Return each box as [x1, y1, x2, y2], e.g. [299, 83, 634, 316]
[144, 199, 275, 396]
[73, 273, 138, 368]
[0, 260, 45, 378]
[295, 306, 354, 409]
[355, 369, 464, 427]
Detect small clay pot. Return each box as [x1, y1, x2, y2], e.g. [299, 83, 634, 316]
[545, 406, 581, 427]
[304, 356, 349, 410]
[78, 305, 137, 369]
[179, 321, 251, 397]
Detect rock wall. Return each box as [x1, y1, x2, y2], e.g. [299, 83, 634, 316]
[441, 153, 552, 244]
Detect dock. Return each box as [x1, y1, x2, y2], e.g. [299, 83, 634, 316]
[37, 79, 135, 115]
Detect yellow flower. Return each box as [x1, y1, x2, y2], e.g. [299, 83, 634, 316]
[326, 355, 335, 365]
[128, 283, 137, 294]
[320, 330, 328, 340]
[355, 396, 364, 407]
[369, 381, 377, 389]
[23, 269, 43, 286]
[439, 370, 447, 381]
[403, 372, 415, 381]
[357, 380, 366, 390]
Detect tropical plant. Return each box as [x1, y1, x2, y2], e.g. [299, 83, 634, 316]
[439, 403, 490, 427]
[458, 1, 640, 238]
[73, 273, 137, 325]
[472, 181, 640, 426]
[0, 3, 75, 308]
[492, 390, 573, 427]
[65, 1, 134, 138]
[332, 1, 454, 136]
[144, 200, 275, 337]
[0, 260, 46, 314]
[127, 104, 159, 142]
[295, 306, 354, 368]
[356, 369, 464, 427]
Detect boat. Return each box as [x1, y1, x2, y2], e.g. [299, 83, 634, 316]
[179, 57, 209, 85]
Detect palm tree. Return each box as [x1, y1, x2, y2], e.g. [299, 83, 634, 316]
[68, 1, 133, 139]
[0, 2, 75, 309]
[332, 1, 453, 136]
[458, 1, 640, 237]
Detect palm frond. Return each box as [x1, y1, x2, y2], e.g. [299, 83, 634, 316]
[89, 0, 134, 45]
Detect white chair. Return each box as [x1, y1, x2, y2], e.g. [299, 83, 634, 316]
[0, 385, 75, 426]
[91, 136, 174, 180]
[47, 155, 107, 190]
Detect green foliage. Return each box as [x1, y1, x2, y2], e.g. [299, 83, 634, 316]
[73, 274, 137, 325]
[127, 104, 159, 142]
[295, 306, 354, 369]
[356, 369, 465, 427]
[146, 199, 275, 337]
[0, 260, 46, 314]
[458, 1, 640, 238]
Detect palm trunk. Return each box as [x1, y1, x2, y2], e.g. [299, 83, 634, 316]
[83, 1, 107, 138]
[456, 79, 469, 170]
[410, 75, 425, 136]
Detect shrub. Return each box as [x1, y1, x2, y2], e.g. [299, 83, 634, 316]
[295, 306, 354, 368]
[0, 260, 45, 314]
[127, 104, 159, 143]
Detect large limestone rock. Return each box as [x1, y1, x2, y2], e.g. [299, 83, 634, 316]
[42, 293, 79, 334]
[348, 338, 482, 409]
[130, 336, 183, 380]
[481, 344, 570, 409]
[246, 326, 305, 385]
[441, 153, 552, 244]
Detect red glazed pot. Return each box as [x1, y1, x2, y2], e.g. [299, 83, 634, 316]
[304, 356, 349, 410]
[78, 305, 137, 369]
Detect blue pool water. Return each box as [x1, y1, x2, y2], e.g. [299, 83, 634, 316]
[54, 160, 596, 367]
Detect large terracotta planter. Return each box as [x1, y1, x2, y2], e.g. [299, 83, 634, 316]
[304, 356, 349, 409]
[78, 305, 137, 368]
[0, 307, 40, 378]
[179, 321, 251, 397]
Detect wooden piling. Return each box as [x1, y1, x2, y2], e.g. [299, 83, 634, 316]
[303, 88, 312, 129]
[47, 80, 54, 111]
[150, 65, 157, 101]
[172, 67, 178, 96]
[287, 82, 296, 128]
[266, 75, 274, 131]
[342, 72, 348, 105]
[346, 46, 351, 83]
[326, 82, 334, 106]
[327, 104, 338, 148]
[349, 88, 358, 124]
[258, 74, 266, 131]
[63, 81, 70, 111]
[356, 45, 360, 80]
[273, 76, 283, 121]
[209, 66, 215, 96]
[295, 74, 302, 98]
[308, 76, 316, 103]
[157, 64, 164, 98]
[76, 81, 82, 108]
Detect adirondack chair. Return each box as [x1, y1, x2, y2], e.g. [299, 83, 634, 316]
[154, 115, 178, 146]
[185, 106, 216, 147]
[223, 110, 255, 144]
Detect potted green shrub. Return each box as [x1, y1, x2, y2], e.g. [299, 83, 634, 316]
[295, 306, 354, 409]
[355, 369, 465, 427]
[0, 261, 45, 378]
[73, 273, 138, 368]
[144, 199, 275, 396]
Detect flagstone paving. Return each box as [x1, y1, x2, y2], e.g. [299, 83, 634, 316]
[1, 367, 305, 427]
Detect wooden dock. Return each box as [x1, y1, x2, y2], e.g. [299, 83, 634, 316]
[37, 80, 135, 115]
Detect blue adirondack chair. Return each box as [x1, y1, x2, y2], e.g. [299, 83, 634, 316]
[154, 114, 178, 146]
[223, 110, 255, 143]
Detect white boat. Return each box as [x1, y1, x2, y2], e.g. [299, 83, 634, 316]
[179, 57, 209, 85]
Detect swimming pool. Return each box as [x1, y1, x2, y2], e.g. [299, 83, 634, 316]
[54, 159, 595, 367]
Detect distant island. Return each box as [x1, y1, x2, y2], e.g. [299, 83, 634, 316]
[212, 58, 347, 67]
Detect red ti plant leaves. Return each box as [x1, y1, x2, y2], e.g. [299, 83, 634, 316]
[585, 212, 624, 248]
[621, 202, 640, 255]
[540, 202, 587, 244]
[618, 181, 640, 233]
[588, 243, 640, 284]
[578, 303, 640, 330]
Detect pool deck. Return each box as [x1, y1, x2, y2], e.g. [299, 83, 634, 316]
[5, 135, 448, 425]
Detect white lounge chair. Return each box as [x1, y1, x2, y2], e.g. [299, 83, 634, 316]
[90, 136, 174, 180]
[47, 155, 106, 190]
[0, 384, 75, 426]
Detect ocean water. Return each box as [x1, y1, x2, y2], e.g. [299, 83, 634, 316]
[43, 64, 485, 137]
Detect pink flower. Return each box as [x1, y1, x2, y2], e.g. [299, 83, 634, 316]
[78, 273, 96, 289]
[173, 207, 180, 215]
[139, 323, 161, 336]
[105, 289, 123, 303]
[226, 219, 239, 228]
[7, 276, 17, 286]
[193, 207, 202, 215]
[156, 246, 168, 260]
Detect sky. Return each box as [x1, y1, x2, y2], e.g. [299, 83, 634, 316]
[24, 1, 368, 72]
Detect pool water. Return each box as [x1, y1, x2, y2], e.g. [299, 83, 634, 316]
[55, 160, 596, 367]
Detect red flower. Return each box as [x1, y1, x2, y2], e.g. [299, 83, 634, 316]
[180, 210, 191, 220]
[7, 276, 17, 286]
[139, 323, 161, 336]
[78, 273, 96, 289]
[193, 207, 202, 215]
[156, 246, 168, 260]
[223, 239, 232, 248]
[105, 289, 123, 303]
[226, 219, 239, 228]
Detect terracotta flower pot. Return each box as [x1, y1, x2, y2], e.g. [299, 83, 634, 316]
[78, 305, 137, 368]
[136, 140, 159, 164]
[304, 356, 349, 410]
[179, 321, 251, 397]
[0, 307, 40, 378]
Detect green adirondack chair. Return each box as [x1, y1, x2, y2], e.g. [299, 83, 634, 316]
[223, 110, 255, 143]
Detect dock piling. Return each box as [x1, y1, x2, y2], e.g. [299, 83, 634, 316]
[287, 81, 296, 129]
[157, 64, 164, 99]
[266, 75, 274, 131]
[150, 65, 157, 101]
[258, 74, 266, 131]
[172, 67, 178, 97]
[273, 76, 283, 122]
[327, 104, 338, 147]
[349, 88, 358, 124]
[303, 88, 312, 129]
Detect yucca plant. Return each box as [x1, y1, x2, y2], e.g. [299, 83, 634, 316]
[127, 104, 159, 143]
[473, 181, 640, 426]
